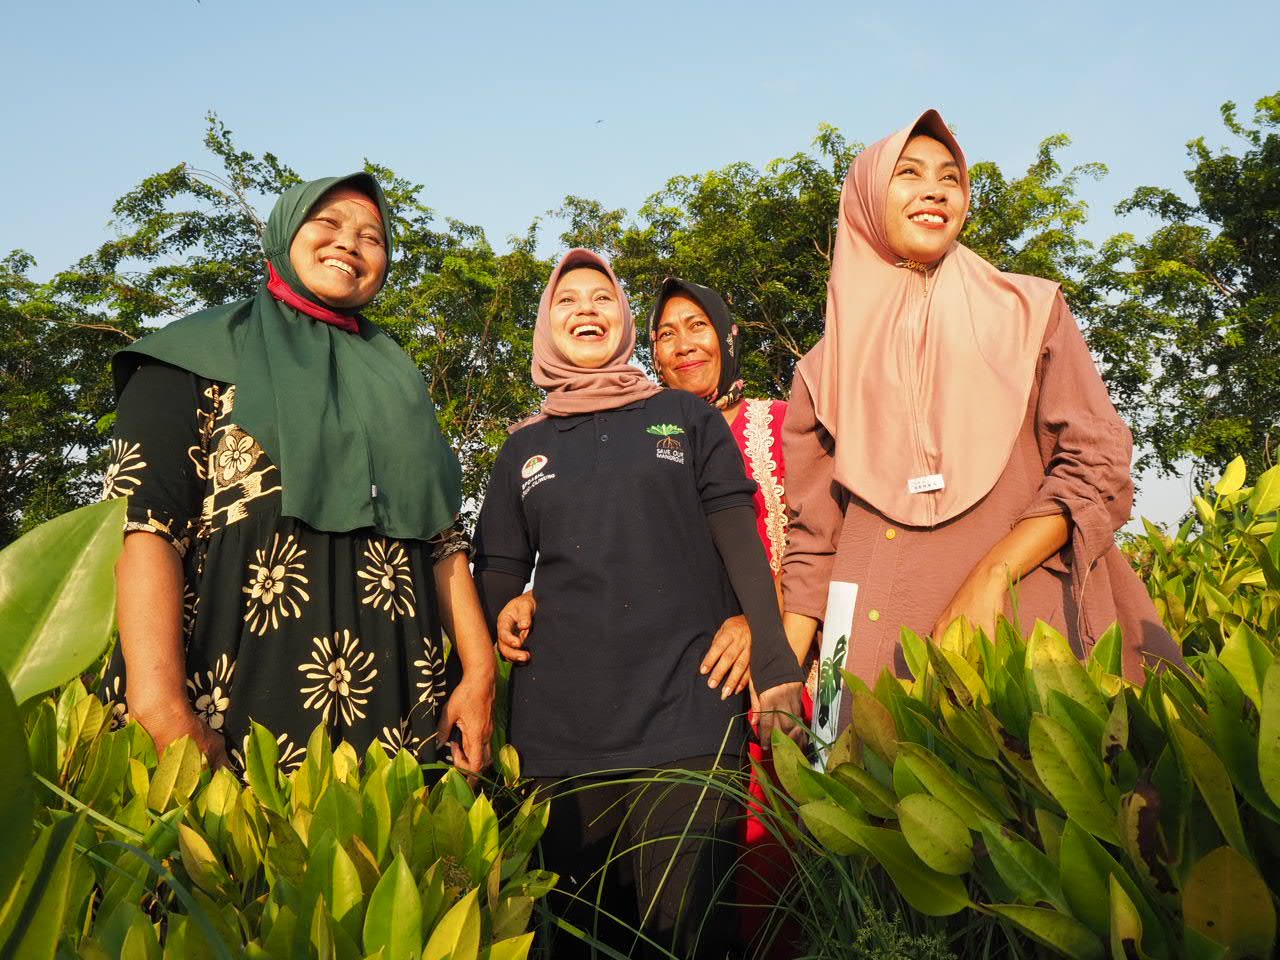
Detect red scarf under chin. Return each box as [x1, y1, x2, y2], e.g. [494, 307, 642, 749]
[266, 263, 360, 334]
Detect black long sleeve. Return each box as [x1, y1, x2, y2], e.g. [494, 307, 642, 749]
[476, 569, 527, 636]
[707, 504, 803, 693]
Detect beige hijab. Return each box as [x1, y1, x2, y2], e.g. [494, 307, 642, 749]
[797, 109, 1060, 527]
[513, 248, 661, 431]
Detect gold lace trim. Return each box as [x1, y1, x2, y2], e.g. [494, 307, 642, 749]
[742, 398, 787, 574]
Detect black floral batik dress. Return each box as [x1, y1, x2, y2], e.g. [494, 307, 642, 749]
[101, 360, 467, 770]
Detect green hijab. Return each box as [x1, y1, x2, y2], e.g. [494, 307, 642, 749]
[114, 173, 462, 541]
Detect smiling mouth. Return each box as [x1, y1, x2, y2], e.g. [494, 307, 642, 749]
[908, 210, 949, 228]
[322, 257, 357, 278]
[571, 323, 606, 340]
[675, 360, 706, 371]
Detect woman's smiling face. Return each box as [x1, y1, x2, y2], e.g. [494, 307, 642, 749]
[653, 293, 721, 398]
[288, 193, 387, 309]
[882, 133, 966, 265]
[548, 266, 625, 368]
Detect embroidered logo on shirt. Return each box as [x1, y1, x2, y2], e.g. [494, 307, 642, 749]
[521, 454, 549, 479]
[646, 424, 686, 465]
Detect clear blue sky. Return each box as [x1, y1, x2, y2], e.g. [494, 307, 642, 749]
[4, 0, 1277, 523]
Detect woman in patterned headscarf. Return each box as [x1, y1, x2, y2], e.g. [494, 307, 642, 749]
[101, 173, 495, 774]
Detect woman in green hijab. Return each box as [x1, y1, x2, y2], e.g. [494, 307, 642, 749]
[101, 173, 495, 773]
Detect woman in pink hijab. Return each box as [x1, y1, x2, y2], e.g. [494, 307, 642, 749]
[472, 250, 805, 958]
[781, 110, 1181, 723]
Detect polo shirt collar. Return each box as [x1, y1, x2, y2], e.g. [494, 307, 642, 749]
[551, 397, 652, 431]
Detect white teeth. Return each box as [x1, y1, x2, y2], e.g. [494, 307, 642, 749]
[910, 213, 945, 224]
[574, 324, 604, 337]
[323, 258, 354, 275]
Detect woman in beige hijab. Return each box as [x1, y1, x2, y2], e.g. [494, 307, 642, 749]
[782, 110, 1180, 725]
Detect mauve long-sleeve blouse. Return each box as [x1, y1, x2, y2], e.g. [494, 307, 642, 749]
[781, 294, 1181, 720]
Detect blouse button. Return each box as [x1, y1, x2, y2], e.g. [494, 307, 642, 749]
[885, 528, 896, 540]
[868, 609, 881, 622]
[601, 434, 609, 442]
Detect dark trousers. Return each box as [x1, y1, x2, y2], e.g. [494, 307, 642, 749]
[532, 754, 744, 960]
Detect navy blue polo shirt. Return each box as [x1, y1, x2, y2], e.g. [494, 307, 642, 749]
[473, 389, 758, 777]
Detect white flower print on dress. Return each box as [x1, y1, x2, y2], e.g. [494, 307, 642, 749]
[230, 730, 306, 774]
[379, 717, 428, 758]
[104, 674, 129, 730]
[298, 629, 379, 726]
[186, 654, 235, 731]
[102, 439, 147, 499]
[214, 428, 260, 484]
[414, 633, 446, 709]
[357, 538, 417, 620]
[243, 533, 311, 635]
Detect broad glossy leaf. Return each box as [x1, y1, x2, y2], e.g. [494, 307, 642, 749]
[1182, 846, 1276, 958]
[1214, 456, 1246, 496]
[850, 686, 898, 763]
[422, 886, 480, 960]
[0, 498, 126, 703]
[463, 793, 501, 883]
[1109, 874, 1152, 960]
[797, 800, 865, 855]
[978, 819, 1065, 910]
[0, 671, 34, 897]
[1217, 623, 1270, 706]
[897, 742, 1005, 829]
[0, 813, 82, 960]
[1058, 820, 1167, 955]
[830, 763, 898, 818]
[483, 933, 534, 960]
[147, 735, 204, 812]
[770, 727, 826, 803]
[1249, 463, 1280, 515]
[843, 821, 970, 916]
[1029, 715, 1117, 844]
[244, 721, 287, 817]
[1028, 621, 1106, 721]
[1170, 723, 1250, 856]
[490, 896, 534, 941]
[362, 853, 423, 960]
[987, 904, 1103, 960]
[1259, 658, 1280, 809]
[1088, 623, 1124, 678]
[1201, 661, 1280, 822]
[896, 793, 972, 875]
[1118, 787, 1178, 902]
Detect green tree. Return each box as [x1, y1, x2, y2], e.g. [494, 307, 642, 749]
[0, 252, 126, 542]
[1083, 92, 1280, 477]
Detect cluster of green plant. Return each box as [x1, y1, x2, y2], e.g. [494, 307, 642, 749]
[1128, 456, 1280, 658]
[0, 499, 553, 959]
[763, 461, 1280, 960]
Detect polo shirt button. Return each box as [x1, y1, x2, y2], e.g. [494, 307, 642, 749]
[885, 528, 896, 540]
[601, 434, 609, 442]
[868, 609, 880, 622]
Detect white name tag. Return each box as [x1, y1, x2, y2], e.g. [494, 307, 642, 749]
[907, 473, 945, 494]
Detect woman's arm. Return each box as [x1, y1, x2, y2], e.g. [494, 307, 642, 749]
[432, 549, 496, 774]
[117, 532, 228, 766]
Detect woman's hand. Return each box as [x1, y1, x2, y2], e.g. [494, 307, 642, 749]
[932, 564, 1007, 642]
[755, 681, 807, 751]
[699, 615, 751, 699]
[436, 674, 494, 776]
[135, 699, 230, 770]
[496, 591, 536, 663]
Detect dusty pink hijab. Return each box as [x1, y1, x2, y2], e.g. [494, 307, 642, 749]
[797, 109, 1060, 527]
[513, 248, 661, 431]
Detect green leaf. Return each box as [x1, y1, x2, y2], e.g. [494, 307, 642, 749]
[1170, 722, 1250, 856]
[491, 897, 534, 941]
[1088, 623, 1125, 678]
[177, 824, 232, 898]
[244, 721, 287, 817]
[362, 853, 423, 960]
[422, 886, 480, 960]
[0, 813, 82, 960]
[896, 793, 973, 875]
[978, 819, 1066, 910]
[482, 933, 534, 960]
[797, 800, 865, 856]
[1182, 846, 1276, 958]
[147, 735, 204, 812]
[1027, 621, 1107, 721]
[1217, 623, 1271, 706]
[0, 499, 127, 702]
[830, 763, 898, 819]
[463, 793, 500, 883]
[1249, 463, 1280, 515]
[897, 743, 1006, 829]
[850, 826, 970, 916]
[770, 727, 825, 803]
[1259, 658, 1280, 809]
[1201, 661, 1280, 822]
[1029, 715, 1118, 844]
[0, 672, 34, 897]
[850, 685, 898, 763]
[986, 904, 1104, 960]
[1109, 874, 1152, 960]
[1058, 820, 1167, 955]
[1214, 456, 1246, 496]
